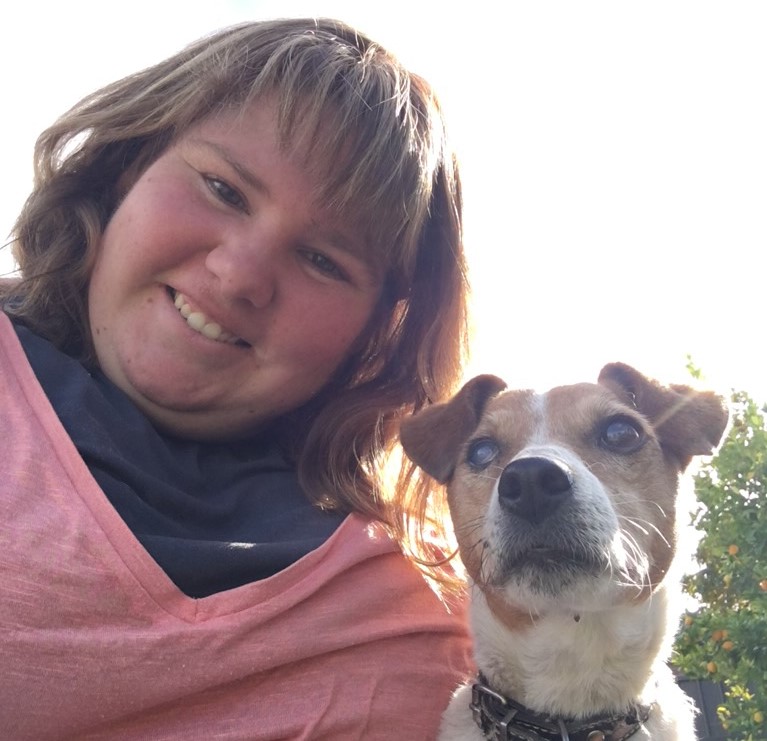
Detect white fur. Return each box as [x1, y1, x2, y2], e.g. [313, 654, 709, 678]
[439, 587, 695, 739]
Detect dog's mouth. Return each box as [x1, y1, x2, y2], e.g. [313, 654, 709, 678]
[507, 544, 602, 571]
[486, 541, 606, 595]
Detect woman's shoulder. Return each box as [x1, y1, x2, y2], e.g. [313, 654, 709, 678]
[316, 514, 469, 627]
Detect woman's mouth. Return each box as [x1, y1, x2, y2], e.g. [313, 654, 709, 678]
[170, 289, 249, 346]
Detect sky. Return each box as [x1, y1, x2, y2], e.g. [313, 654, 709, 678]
[2, 1, 765, 404]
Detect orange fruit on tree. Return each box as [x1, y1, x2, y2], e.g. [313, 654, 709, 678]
[728, 544, 739, 556]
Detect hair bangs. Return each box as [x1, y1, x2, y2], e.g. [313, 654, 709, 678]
[226, 30, 446, 289]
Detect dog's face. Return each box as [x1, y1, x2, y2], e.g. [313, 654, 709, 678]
[401, 363, 729, 618]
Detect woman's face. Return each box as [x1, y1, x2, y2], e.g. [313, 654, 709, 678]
[88, 101, 384, 440]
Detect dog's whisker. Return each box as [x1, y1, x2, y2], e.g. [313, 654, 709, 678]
[613, 529, 654, 594]
[621, 518, 650, 536]
[619, 515, 672, 549]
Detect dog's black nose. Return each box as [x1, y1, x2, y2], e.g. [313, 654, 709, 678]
[498, 456, 573, 524]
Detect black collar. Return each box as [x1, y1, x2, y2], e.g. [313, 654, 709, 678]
[470, 674, 654, 741]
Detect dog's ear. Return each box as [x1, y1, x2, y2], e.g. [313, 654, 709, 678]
[400, 374, 507, 483]
[598, 362, 729, 468]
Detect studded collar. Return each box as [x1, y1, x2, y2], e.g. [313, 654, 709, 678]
[470, 674, 654, 741]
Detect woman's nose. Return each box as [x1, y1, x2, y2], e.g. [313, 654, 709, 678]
[204, 238, 277, 308]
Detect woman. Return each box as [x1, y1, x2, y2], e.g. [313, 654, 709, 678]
[1, 18, 471, 739]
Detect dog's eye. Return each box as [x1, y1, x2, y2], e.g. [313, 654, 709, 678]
[467, 439, 500, 469]
[600, 417, 645, 453]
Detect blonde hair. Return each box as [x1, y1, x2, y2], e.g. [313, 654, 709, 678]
[4, 18, 469, 580]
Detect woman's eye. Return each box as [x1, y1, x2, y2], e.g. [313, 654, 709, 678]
[467, 439, 500, 469]
[303, 251, 346, 281]
[204, 176, 246, 210]
[600, 416, 645, 453]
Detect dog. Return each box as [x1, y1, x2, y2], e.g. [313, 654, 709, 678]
[400, 363, 729, 740]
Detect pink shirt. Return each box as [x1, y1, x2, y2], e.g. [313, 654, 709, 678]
[0, 314, 472, 740]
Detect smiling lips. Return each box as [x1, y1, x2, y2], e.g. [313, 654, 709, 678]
[172, 290, 247, 346]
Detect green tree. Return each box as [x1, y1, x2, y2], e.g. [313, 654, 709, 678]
[673, 388, 767, 739]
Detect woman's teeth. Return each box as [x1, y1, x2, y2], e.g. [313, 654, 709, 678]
[173, 291, 244, 345]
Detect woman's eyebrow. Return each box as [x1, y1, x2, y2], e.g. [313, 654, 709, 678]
[189, 139, 271, 196]
[313, 222, 384, 283]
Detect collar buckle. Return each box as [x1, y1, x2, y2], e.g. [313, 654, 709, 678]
[471, 681, 522, 740]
